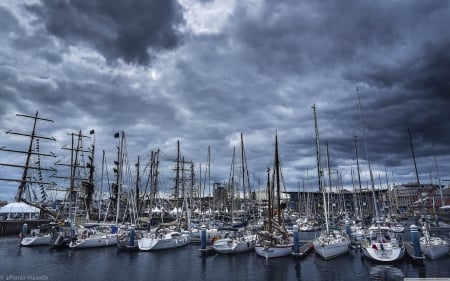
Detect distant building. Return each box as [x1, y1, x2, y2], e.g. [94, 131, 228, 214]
[213, 182, 229, 211]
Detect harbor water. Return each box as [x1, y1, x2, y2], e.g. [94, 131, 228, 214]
[1, 231, 449, 281]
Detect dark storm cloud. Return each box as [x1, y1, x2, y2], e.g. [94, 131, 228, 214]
[223, 0, 450, 185]
[0, 6, 19, 33]
[1, 0, 450, 201]
[26, 0, 185, 65]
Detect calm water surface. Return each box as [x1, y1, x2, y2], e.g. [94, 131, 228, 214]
[0, 232, 449, 281]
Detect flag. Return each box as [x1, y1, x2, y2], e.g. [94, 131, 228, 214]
[90, 129, 95, 134]
[114, 132, 120, 138]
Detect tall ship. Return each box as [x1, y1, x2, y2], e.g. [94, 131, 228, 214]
[0, 111, 58, 236]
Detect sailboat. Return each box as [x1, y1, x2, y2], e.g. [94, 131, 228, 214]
[254, 132, 293, 258]
[0, 112, 59, 237]
[20, 223, 56, 246]
[69, 131, 124, 249]
[420, 221, 449, 259]
[405, 128, 448, 259]
[138, 141, 191, 251]
[49, 130, 97, 248]
[137, 226, 191, 251]
[212, 228, 256, 254]
[117, 155, 143, 250]
[68, 223, 118, 249]
[356, 91, 404, 262]
[212, 138, 256, 254]
[361, 222, 405, 262]
[310, 105, 350, 260]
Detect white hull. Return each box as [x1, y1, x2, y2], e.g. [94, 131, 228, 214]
[212, 236, 256, 254]
[420, 237, 449, 259]
[362, 242, 405, 262]
[312, 233, 350, 260]
[390, 224, 404, 233]
[138, 232, 190, 251]
[69, 235, 117, 249]
[255, 242, 293, 258]
[20, 234, 52, 246]
[362, 224, 405, 262]
[313, 242, 350, 260]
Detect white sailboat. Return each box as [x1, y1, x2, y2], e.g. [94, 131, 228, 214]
[139, 142, 192, 252]
[355, 91, 405, 262]
[313, 230, 351, 260]
[255, 133, 293, 259]
[361, 223, 405, 262]
[80, 134, 125, 244]
[408, 130, 448, 259]
[138, 228, 190, 251]
[69, 225, 118, 249]
[420, 222, 449, 259]
[20, 227, 52, 246]
[310, 105, 350, 259]
[213, 139, 256, 254]
[212, 229, 256, 254]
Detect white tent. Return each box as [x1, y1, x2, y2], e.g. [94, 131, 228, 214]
[0, 202, 40, 220]
[152, 207, 162, 214]
[170, 207, 182, 215]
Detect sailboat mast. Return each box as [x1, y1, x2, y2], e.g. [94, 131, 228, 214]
[115, 131, 125, 226]
[66, 131, 86, 222]
[14, 111, 55, 201]
[136, 156, 140, 220]
[241, 133, 252, 222]
[408, 127, 424, 212]
[208, 146, 212, 220]
[274, 132, 282, 224]
[356, 88, 378, 219]
[312, 105, 323, 194]
[434, 156, 445, 206]
[98, 150, 106, 222]
[266, 167, 272, 233]
[354, 136, 363, 217]
[175, 140, 180, 210]
[86, 134, 95, 218]
[312, 105, 329, 233]
[240, 133, 246, 201]
[230, 147, 236, 222]
[326, 140, 333, 220]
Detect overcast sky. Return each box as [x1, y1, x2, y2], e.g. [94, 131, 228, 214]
[1, 0, 450, 202]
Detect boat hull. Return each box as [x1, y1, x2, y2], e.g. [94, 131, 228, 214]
[213, 238, 255, 254]
[138, 233, 190, 251]
[255, 243, 293, 258]
[361, 243, 405, 262]
[313, 241, 350, 259]
[20, 234, 52, 246]
[69, 235, 117, 249]
[420, 242, 449, 259]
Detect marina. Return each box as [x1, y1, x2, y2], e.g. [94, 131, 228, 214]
[1, 1, 450, 280]
[1, 229, 449, 281]
[1, 111, 450, 280]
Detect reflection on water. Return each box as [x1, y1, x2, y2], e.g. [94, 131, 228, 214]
[369, 265, 404, 281]
[294, 260, 301, 281]
[0, 235, 449, 281]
